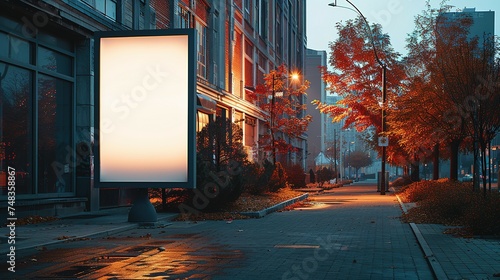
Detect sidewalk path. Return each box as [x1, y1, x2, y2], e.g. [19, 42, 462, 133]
[1, 208, 177, 254]
[416, 223, 500, 280]
[214, 183, 434, 279]
[2, 182, 499, 279]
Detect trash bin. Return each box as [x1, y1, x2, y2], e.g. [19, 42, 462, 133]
[377, 171, 389, 192]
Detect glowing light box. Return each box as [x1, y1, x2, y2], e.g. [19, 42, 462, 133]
[94, 29, 196, 188]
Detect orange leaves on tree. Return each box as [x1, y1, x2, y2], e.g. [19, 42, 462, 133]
[313, 16, 406, 165]
[252, 64, 312, 162]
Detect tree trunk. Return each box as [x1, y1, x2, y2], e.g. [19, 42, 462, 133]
[410, 163, 420, 182]
[433, 143, 440, 180]
[473, 135, 480, 192]
[410, 154, 420, 182]
[403, 165, 409, 176]
[449, 139, 461, 181]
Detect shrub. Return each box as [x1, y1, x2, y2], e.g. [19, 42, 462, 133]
[399, 178, 451, 203]
[194, 117, 248, 211]
[241, 160, 279, 195]
[401, 179, 500, 236]
[286, 164, 306, 188]
[309, 169, 316, 183]
[242, 162, 267, 195]
[320, 182, 342, 190]
[306, 183, 319, 188]
[268, 162, 287, 192]
[262, 159, 275, 186]
[418, 182, 471, 224]
[390, 176, 414, 188]
[463, 193, 500, 236]
[316, 167, 334, 187]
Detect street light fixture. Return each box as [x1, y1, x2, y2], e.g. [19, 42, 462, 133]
[329, 0, 388, 194]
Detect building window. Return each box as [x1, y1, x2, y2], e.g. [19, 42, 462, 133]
[212, 11, 219, 87]
[275, 6, 282, 55]
[81, 0, 117, 20]
[258, 0, 267, 39]
[179, 6, 191, 28]
[37, 75, 73, 193]
[245, 117, 256, 147]
[244, 0, 252, 21]
[0, 16, 74, 196]
[197, 111, 210, 132]
[196, 20, 207, 78]
[234, 111, 243, 127]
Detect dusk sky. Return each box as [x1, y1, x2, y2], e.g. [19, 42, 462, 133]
[307, 0, 500, 57]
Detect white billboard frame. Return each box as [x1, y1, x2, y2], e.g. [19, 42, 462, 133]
[94, 29, 196, 189]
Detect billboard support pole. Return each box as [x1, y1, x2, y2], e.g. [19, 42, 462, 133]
[128, 188, 157, 225]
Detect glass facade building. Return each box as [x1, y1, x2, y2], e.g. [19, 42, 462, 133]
[0, 0, 307, 217]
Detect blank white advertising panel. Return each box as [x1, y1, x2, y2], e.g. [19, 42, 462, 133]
[95, 30, 196, 188]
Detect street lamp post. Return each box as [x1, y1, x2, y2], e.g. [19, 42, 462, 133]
[269, 71, 299, 165]
[329, 0, 387, 194]
[270, 74, 277, 164]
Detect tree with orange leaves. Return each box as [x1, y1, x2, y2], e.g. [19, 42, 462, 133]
[249, 65, 312, 165]
[313, 16, 407, 169]
[401, 1, 500, 188]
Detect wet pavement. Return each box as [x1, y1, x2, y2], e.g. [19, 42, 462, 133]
[2, 182, 499, 279]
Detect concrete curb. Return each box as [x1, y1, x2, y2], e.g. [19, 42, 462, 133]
[239, 193, 309, 218]
[395, 192, 448, 280]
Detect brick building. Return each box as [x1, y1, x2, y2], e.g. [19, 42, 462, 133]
[0, 0, 307, 217]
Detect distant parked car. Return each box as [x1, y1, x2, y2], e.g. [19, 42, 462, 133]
[460, 174, 473, 182]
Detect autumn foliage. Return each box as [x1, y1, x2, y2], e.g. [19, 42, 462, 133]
[399, 179, 500, 236]
[398, 2, 500, 183]
[314, 1, 500, 183]
[249, 64, 312, 164]
[312, 16, 407, 167]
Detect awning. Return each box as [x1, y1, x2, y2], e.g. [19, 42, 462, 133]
[197, 93, 217, 114]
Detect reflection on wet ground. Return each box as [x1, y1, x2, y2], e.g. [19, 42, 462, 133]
[15, 231, 244, 279]
[6, 185, 441, 279]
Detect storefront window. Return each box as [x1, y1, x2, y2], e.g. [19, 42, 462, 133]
[0, 63, 33, 195]
[38, 46, 73, 76]
[0, 32, 32, 65]
[37, 75, 72, 193]
[1, 16, 74, 197]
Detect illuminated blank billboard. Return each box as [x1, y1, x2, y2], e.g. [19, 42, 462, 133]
[94, 29, 196, 188]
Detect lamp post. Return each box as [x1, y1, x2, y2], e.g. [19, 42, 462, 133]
[269, 70, 300, 165]
[270, 73, 277, 164]
[329, 0, 387, 194]
[492, 145, 499, 189]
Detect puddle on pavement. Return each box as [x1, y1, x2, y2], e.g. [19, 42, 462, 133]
[53, 265, 106, 278]
[18, 237, 244, 279]
[121, 245, 158, 254]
